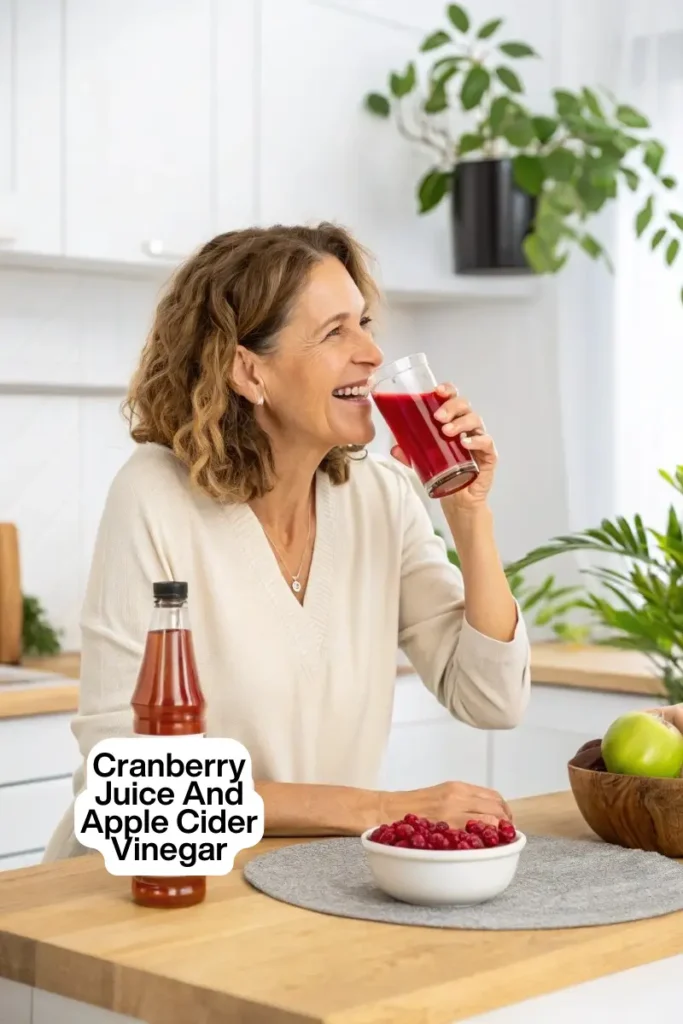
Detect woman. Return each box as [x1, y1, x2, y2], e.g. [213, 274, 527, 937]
[44, 222, 531, 861]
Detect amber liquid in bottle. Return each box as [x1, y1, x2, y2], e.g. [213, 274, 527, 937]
[130, 581, 206, 909]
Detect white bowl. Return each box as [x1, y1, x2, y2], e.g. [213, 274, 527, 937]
[360, 827, 527, 906]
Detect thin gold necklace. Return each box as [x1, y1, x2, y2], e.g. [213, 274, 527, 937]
[261, 499, 314, 594]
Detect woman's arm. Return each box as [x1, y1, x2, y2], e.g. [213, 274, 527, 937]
[445, 503, 518, 642]
[394, 467, 531, 730]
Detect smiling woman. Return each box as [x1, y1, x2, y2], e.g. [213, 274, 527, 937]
[43, 222, 530, 863]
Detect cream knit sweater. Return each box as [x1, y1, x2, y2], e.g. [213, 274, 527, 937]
[44, 443, 530, 861]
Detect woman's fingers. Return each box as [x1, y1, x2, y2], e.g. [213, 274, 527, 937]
[440, 412, 484, 438]
[433, 396, 471, 423]
[462, 432, 498, 458]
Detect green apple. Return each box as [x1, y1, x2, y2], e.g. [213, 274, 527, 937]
[601, 711, 683, 778]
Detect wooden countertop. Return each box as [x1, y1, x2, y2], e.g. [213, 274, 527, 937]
[0, 643, 668, 722]
[0, 652, 80, 720]
[1, 792, 681, 1023]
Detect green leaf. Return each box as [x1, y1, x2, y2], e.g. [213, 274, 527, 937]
[424, 80, 448, 113]
[420, 30, 451, 51]
[666, 238, 680, 266]
[553, 89, 581, 116]
[522, 232, 563, 273]
[532, 116, 558, 144]
[542, 147, 577, 182]
[477, 17, 502, 39]
[617, 105, 650, 129]
[662, 175, 677, 189]
[458, 132, 484, 156]
[635, 195, 654, 237]
[365, 93, 390, 117]
[418, 168, 450, 213]
[503, 114, 534, 147]
[580, 233, 603, 259]
[496, 66, 522, 93]
[447, 4, 470, 32]
[535, 209, 564, 245]
[431, 56, 461, 78]
[669, 212, 683, 231]
[581, 87, 604, 119]
[620, 167, 639, 191]
[489, 95, 512, 134]
[651, 228, 667, 250]
[460, 66, 490, 110]
[390, 62, 416, 98]
[499, 41, 537, 57]
[643, 140, 665, 175]
[512, 154, 544, 196]
[545, 182, 579, 214]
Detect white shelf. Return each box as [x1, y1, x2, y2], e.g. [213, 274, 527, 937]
[0, 249, 542, 303]
[0, 382, 127, 398]
[382, 275, 541, 304]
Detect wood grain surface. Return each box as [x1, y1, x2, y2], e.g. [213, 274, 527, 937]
[530, 642, 666, 696]
[0, 523, 23, 665]
[569, 740, 683, 857]
[1, 792, 682, 1024]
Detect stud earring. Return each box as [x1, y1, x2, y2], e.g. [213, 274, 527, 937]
[255, 392, 264, 406]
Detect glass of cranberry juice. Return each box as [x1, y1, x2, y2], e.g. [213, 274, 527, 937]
[371, 353, 479, 499]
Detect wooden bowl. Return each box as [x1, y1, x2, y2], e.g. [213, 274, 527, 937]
[568, 739, 683, 858]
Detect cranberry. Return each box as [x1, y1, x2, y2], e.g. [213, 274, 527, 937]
[428, 833, 448, 850]
[394, 823, 415, 840]
[499, 823, 517, 844]
[481, 828, 500, 848]
[410, 833, 427, 849]
[455, 840, 471, 850]
[465, 820, 486, 835]
[394, 839, 410, 847]
[403, 814, 420, 825]
[434, 821, 450, 832]
[467, 834, 485, 849]
[379, 828, 396, 845]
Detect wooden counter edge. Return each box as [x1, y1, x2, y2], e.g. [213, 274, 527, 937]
[0, 684, 79, 720]
[0, 793, 681, 1024]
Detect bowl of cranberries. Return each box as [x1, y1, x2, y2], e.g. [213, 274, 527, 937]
[360, 815, 526, 906]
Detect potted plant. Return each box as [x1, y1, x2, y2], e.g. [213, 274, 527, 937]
[505, 466, 683, 704]
[364, 2, 683, 296]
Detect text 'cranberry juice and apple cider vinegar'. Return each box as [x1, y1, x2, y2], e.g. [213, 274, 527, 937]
[131, 580, 207, 908]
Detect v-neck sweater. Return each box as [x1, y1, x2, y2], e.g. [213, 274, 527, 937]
[44, 442, 531, 861]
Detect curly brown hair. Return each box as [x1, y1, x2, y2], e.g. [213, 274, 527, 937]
[123, 223, 380, 503]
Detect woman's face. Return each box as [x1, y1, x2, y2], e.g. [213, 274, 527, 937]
[254, 256, 384, 451]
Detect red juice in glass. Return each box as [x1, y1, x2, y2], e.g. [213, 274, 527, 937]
[371, 353, 479, 499]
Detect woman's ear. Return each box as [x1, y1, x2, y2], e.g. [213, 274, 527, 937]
[232, 346, 264, 405]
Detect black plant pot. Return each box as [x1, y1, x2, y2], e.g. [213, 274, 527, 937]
[451, 158, 536, 275]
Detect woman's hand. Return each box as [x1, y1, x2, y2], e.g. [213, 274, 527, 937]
[646, 704, 683, 733]
[379, 780, 513, 829]
[391, 382, 497, 511]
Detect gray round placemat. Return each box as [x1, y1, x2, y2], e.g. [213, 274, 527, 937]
[243, 834, 683, 930]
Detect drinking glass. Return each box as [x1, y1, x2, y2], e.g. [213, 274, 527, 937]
[371, 353, 480, 499]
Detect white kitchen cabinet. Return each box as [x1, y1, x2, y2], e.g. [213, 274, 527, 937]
[491, 686, 666, 800]
[379, 674, 489, 790]
[0, 711, 78, 862]
[0, 976, 31, 1024]
[64, 0, 214, 263]
[0, 777, 74, 857]
[259, 0, 451, 282]
[0, 0, 61, 255]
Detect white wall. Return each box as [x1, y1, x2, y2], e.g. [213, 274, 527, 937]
[0, 0, 570, 648]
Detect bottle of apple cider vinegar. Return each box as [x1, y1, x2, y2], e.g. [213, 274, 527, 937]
[130, 581, 206, 908]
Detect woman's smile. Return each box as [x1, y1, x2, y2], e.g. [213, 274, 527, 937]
[331, 378, 371, 407]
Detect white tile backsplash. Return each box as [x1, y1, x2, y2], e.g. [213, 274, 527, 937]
[1, 268, 155, 647]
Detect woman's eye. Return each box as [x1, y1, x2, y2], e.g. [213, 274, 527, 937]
[325, 325, 342, 339]
[360, 316, 373, 328]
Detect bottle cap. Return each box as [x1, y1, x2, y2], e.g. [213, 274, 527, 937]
[153, 581, 188, 601]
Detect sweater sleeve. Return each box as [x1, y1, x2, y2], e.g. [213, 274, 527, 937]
[43, 464, 173, 862]
[395, 468, 531, 730]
